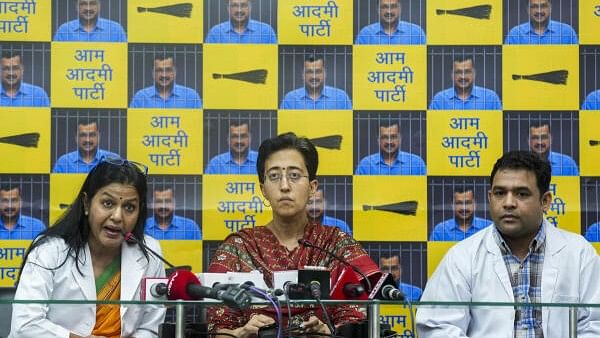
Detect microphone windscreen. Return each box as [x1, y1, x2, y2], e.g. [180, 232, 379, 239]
[167, 270, 200, 300]
[123, 231, 136, 244]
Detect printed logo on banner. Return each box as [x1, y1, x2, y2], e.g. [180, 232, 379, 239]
[0, 0, 50, 41]
[127, 0, 203, 43]
[579, 111, 600, 176]
[353, 46, 426, 110]
[579, 0, 600, 44]
[51, 43, 127, 108]
[0, 240, 29, 287]
[427, 111, 502, 176]
[278, 0, 352, 45]
[49, 174, 86, 225]
[278, 110, 353, 175]
[353, 176, 427, 241]
[426, 0, 502, 45]
[160, 240, 202, 272]
[127, 110, 203, 175]
[545, 178, 580, 235]
[503, 45, 579, 110]
[0, 108, 50, 174]
[202, 175, 271, 240]
[203, 44, 277, 109]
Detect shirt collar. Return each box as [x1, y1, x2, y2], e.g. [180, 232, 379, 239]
[301, 87, 329, 100]
[376, 22, 402, 34]
[75, 150, 102, 164]
[76, 18, 104, 32]
[0, 83, 26, 97]
[493, 220, 546, 255]
[451, 86, 479, 100]
[376, 152, 402, 165]
[225, 151, 256, 165]
[0, 215, 25, 230]
[151, 84, 178, 99]
[225, 20, 253, 33]
[526, 20, 555, 35]
[149, 216, 176, 230]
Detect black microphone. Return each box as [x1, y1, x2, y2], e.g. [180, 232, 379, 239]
[297, 239, 373, 293]
[241, 281, 285, 299]
[150, 282, 168, 298]
[309, 280, 322, 299]
[343, 283, 366, 298]
[167, 270, 252, 309]
[381, 284, 404, 300]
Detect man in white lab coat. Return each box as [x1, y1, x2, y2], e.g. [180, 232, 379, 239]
[416, 150, 600, 338]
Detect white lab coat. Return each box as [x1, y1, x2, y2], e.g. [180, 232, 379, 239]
[416, 221, 600, 338]
[9, 236, 166, 338]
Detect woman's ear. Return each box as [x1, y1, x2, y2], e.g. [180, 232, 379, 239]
[309, 179, 318, 195]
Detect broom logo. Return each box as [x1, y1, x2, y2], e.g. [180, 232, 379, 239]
[137, 3, 193, 18]
[436, 4, 492, 19]
[59, 203, 70, 209]
[362, 200, 418, 216]
[589, 140, 600, 146]
[0, 132, 40, 148]
[309, 135, 343, 150]
[512, 70, 568, 85]
[212, 69, 268, 84]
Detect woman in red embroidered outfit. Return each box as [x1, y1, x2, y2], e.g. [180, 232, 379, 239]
[207, 132, 380, 338]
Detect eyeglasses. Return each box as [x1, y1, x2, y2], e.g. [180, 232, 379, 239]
[100, 156, 149, 176]
[265, 170, 308, 184]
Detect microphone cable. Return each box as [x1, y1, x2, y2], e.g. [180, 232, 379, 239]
[244, 283, 283, 338]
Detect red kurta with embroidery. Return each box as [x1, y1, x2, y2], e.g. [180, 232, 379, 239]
[207, 222, 381, 332]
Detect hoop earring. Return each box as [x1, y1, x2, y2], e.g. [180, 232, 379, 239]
[263, 199, 271, 208]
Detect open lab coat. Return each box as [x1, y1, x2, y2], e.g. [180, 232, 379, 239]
[10, 236, 166, 338]
[416, 221, 600, 338]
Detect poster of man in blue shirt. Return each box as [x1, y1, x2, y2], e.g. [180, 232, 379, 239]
[205, 120, 258, 174]
[280, 56, 352, 110]
[145, 187, 202, 240]
[528, 123, 579, 176]
[505, 0, 578, 45]
[306, 189, 352, 235]
[584, 221, 600, 242]
[582, 89, 600, 110]
[355, 122, 426, 175]
[379, 255, 422, 301]
[430, 189, 492, 241]
[429, 56, 501, 110]
[1, 51, 49, 107]
[130, 54, 202, 109]
[205, 0, 276, 44]
[53, 121, 120, 173]
[0, 185, 45, 240]
[355, 0, 425, 45]
[54, 0, 127, 42]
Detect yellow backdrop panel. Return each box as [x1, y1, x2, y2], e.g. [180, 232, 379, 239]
[353, 46, 426, 110]
[353, 176, 427, 241]
[579, 111, 600, 176]
[127, 110, 203, 175]
[127, 0, 203, 43]
[203, 44, 278, 109]
[0, 108, 50, 174]
[0, 1, 50, 42]
[49, 174, 86, 225]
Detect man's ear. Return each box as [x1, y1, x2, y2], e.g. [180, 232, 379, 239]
[541, 190, 552, 212]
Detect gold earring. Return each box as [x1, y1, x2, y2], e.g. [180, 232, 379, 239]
[262, 199, 271, 208]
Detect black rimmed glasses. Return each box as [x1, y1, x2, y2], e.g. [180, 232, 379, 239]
[100, 156, 149, 176]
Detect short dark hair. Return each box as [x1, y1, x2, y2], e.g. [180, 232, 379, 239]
[453, 187, 473, 195]
[77, 120, 98, 128]
[0, 184, 20, 193]
[529, 122, 550, 130]
[453, 55, 474, 66]
[379, 121, 400, 130]
[1, 51, 22, 61]
[490, 150, 551, 196]
[230, 120, 250, 129]
[154, 53, 175, 63]
[154, 186, 173, 194]
[305, 55, 324, 64]
[257, 132, 318, 184]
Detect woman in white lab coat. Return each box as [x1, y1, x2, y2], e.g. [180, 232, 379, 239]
[10, 158, 165, 338]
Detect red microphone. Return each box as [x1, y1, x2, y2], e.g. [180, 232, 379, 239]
[330, 265, 368, 300]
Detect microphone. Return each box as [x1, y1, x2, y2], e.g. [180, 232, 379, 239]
[167, 270, 252, 309]
[381, 284, 404, 300]
[330, 265, 368, 300]
[368, 272, 404, 301]
[309, 280, 322, 299]
[150, 282, 168, 298]
[241, 281, 284, 299]
[298, 239, 372, 293]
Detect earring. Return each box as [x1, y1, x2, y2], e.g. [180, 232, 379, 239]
[84, 210, 89, 216]
[262, 199, 271, 208]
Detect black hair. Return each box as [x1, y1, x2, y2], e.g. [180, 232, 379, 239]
[256, 132, 318, 184]
[529, 122, 550, 130]
[453, 187, 474, 195]
[0, 51, 21, 61]
[379, 120, 400, 130]
[305, 55, 324, 64]
[17, 161, 149, 283]
[154, 53, 175, 63]
[453, 55, 474, 66]
[230, 120, 250, 128]
[490, 150, 551, 196]
[0, 184, 20, 193]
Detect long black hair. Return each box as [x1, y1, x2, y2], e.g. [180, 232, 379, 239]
[17, 161, 149, 284]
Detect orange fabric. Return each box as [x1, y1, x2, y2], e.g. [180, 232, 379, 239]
[92, 271, 121, 338]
